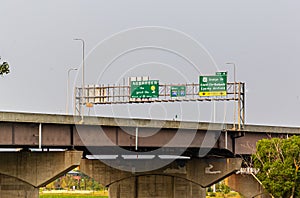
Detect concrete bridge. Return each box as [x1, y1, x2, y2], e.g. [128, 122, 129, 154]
[0, 112, 298, 197]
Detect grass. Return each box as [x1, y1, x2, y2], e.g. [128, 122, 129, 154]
[40, 191, 240, 198]
[40, 190, 109, 198]
[40, 194, 108, 198]
[206, 192, 242, 198]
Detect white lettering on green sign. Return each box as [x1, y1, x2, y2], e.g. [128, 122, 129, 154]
[131, 80, 159, 98]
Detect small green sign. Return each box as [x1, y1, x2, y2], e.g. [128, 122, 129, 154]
[199, 73, 227, 96]
[171, 86, 186, 97]
[216, 71, 227, 76]
[131, 80, 159, 98]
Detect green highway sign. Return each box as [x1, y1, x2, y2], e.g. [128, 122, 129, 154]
[199, 73, 227, 96]
[216, 71, 227, 76]
[170, 86, 186, 97]
[131, 80, 159, 98]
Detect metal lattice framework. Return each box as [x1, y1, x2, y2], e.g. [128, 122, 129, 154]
[74, 82, 245, 129]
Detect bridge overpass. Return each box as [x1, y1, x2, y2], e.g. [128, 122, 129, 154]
[0, 111, 298, 198]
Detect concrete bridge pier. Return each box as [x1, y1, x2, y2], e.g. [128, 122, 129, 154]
[80, 157, 242, 198]
[0, 150, 82, 198]
[227, 174, 271, 198]
[108, 175, 206, 198]
[0, 173, 39, 198]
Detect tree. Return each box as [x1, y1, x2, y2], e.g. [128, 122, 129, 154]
[253, 136, 300, 198]
[0, 59, 10, 76]
[45, 181, 55, 190]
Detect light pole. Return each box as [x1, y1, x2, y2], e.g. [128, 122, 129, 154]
[66, 68, 78, 115]
[226, 62, 236, 130]
[74, 38, 85, 120]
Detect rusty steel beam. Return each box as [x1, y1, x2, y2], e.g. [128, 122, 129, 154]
[0, 122, 224, 149]
[0, 112, 299, 156]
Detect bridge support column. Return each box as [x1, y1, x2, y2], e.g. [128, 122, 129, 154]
[80, 157, 242, 198]
[227, 174, 271, 198]
[108, 175, 206, 198]
[0, 151, 82, 198]
[0, 173, 38, 198]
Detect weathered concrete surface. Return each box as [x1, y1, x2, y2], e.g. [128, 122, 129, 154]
[0, 174, 38, 198]
[108, 175, 206, 198]
[0, 151, 82, 187]
[80, 158, 242, 197]
[80, 158, 242, 187]
[227, 174, 271, 198]
[187, 158, 242, 187]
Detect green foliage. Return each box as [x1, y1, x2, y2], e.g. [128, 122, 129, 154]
[60, 175, 77, 190]
[253, 136, 300, 198]
[46, 181, 55, 190]
[0, 61, 10, 76]
[215, 182, 231, 194]
[45, 173, 105, 191]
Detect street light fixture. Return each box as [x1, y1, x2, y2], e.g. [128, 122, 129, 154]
[226, 62, 237, 130]
[73, 38, 85, 121]
[66, 68, 78, 115]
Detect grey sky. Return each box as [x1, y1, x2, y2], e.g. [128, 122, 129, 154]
[1, 0, 300, 126]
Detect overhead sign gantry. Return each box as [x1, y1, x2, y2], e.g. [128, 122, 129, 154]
[74, 72, 245, 129]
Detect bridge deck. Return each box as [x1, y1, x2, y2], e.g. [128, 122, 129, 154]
[0, 111, 299, 134]
[0, 111, 299, 155]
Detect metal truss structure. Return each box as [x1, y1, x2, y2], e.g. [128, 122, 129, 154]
[74, 82, 245, 130]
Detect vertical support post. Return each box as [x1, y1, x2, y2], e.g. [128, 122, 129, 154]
[76, 87, 81, 116]
[225, 130, 228, 149]
[233, 65, 236, 130]
[101, 84, 104, 103]
[186, 82, 188, 99]
[112, 84, 115, 103]
[107, 84, 109, 103]
[74, 87, 77, 115]
[192, 83, 195, 99]
[123, 78, 125, 102]
[242, 82, 245, 128]
[164, 84, 167, 99]
[38, 123, 42, 149]
[119, 83, 121, 103]
[238, 82, 241, 130]
[93, 85, 96, 104]
[135, 127, 138, 151]
[128, 78, 131, 102]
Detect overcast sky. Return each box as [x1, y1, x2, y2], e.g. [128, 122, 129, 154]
[1, 0, 300, 127]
